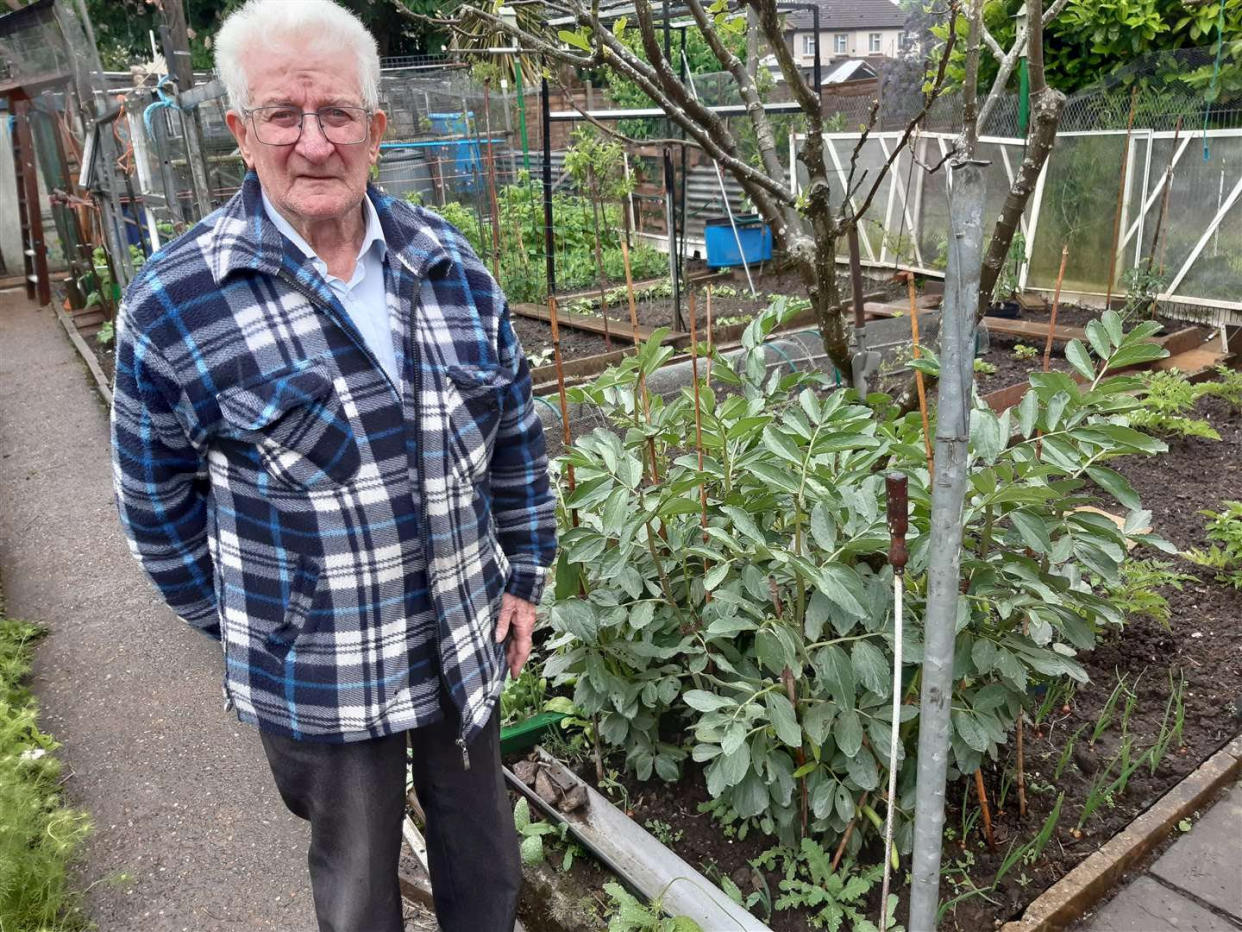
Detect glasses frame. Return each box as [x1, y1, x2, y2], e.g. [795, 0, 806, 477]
[243, 105, 374, 147]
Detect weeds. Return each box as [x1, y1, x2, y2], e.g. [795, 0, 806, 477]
[600, 881, 704, 932]
[1149, 671, 1187, 775]
[0, 613, 91, 931]
[1129, 367, 1242, 440]
[1103, 559, 1194, 628]
[1185, 500, 1242, 589]
[1054, 724, 1088, 781]
[752, 840, 902, 932]
[1090, 674, 1131, 747]
[1012, 343, 1038, 362]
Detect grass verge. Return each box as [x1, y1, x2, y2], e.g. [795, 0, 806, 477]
[0, 587, 91, 930]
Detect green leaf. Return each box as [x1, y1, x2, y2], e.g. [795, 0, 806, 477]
[721, 505, 766, 546]
[834, 708, 863, 757]
[953, 710, 990, 752]
[817, 644, 855, 707]
[766, 692, 802, 748]
[513, 797, 531, 831]
[551, 601, 597, 641]
[718, 744, 750, 788]
[1010, 509, 1052, 554]
[629, 601, 656, 630]
[1017, 389, 1039, 439]
[762, 424, 804, 464]
[1086, 465, 1141, 510]
[845, 745, 879, 791]
[1065, 340, 1096, 381]
[756, 627, 791, 675]
[520, 833, 545, 866]
[803, 701, 835, 745]
[1045, 390, 1071, 432]
[703, 561, 732, 591]
[851, 640, 890, 697]
[810, 502, 837, 552]
[684, 689, 733, 713]
[1086, 319, 1112, 359]
[1108, 341, 1168, 370]
[815, 565, 868, 618]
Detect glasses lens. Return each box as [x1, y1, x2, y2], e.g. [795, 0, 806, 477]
[250, 107, 369, 145]
[320, 107, 368, 144]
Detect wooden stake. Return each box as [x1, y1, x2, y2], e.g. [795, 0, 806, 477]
[547, 293, 577, 524]
[620, 236, 659, 482]
[688, 289, 708, 544]
[1016, 712, 1028, 819]
[588, 169, 613, 349]
[705, 284, 715, 388]
[832, 792, 869, 871]
[1042, 245, 1069, 373]
[903, 272, 934, 479]
[974, 768, 997, 850]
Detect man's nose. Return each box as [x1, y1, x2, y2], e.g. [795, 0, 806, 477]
[295, 113, 334, 159]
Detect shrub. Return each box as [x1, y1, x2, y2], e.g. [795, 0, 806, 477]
[540, 303, 1172, 856]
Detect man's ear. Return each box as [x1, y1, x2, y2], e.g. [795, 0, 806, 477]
[225, 110, 254, 170]
[368, 109, 387, 164]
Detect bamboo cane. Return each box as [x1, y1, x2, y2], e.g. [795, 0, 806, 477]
[620, 236, 659, 482]
[547, 293, 577, 525]
[482, 79, 503, 282]
[902, 272, 934, 479]
[705, 284, 715, 388]
[1042, 245, 1070, 373]
[975, 768, 997, 850]
[831, 792, 869, 871]
[1144, 117, 1181, 318]
[588, 169, 613, 349]
[688, 289, 708, 544]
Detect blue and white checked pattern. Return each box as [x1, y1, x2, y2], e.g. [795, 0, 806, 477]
[110, 172, 556, 747]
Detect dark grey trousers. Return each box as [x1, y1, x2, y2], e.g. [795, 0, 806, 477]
[259, 704, 521, 932]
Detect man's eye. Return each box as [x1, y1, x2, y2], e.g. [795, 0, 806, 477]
[265, 109, 300, 126]
[321, 108, 355, 127]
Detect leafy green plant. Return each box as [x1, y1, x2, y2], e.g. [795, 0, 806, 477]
[513, 797, 559, 866]
[0, 614, 91, 931]
[1102, 558, 1192, 627]
[752, 840, 900, 932]
[643, 819, 683, 847]
[973, 358, 998, 377]
[501, 669, 548, 728]
[600, 881, 704, 932]
[1149, 671, 1186, 775]
[542, 302, 1173, 859]
[1127, 370, 1220, 440]
[1012, 343, 1038, 362]
[96, 320, 115, 347]
[1184, 500, 1242, 588]
[992, 233, 1026, 302]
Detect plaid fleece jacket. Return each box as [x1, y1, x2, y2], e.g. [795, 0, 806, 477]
[110, 172, 556, 749]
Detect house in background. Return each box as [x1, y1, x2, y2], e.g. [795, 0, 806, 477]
[784, 0, 910, 66]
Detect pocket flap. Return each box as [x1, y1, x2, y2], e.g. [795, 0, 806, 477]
[217, 366, 334, 434]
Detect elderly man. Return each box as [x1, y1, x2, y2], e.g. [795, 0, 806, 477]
[109, 1, 556, 929]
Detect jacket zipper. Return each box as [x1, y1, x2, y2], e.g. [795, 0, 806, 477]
[275, 269, 400, 401]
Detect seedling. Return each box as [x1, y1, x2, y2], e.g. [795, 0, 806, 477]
[1090, 674, 1130, 746]
[1012, 343, 1038, 362]
[1054, 724, 1088, 781]
[973, 359, 998, 377]
[1148, 671, 1186, 775]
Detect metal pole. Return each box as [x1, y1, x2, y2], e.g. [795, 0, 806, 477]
[908, 159, 986, 932]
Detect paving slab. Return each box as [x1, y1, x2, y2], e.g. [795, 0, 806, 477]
[1150, 784, 1242, 921]
[0, 293, 318, 931]
[1086, 877, 1237, 932]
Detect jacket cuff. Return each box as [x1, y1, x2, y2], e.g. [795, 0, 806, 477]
[504, 560, 547, 606]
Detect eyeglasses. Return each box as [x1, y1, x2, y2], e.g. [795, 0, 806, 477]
[244, 106, 372, 146]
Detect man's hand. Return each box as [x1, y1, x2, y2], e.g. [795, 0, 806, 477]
[495, 593, 537, 678]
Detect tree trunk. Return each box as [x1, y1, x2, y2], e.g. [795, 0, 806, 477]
[908, 158, 987, 932]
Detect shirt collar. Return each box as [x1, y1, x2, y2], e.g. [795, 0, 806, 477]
[259, 187, 388, 277]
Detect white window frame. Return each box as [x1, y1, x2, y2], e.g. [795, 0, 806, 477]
[834, 33, 848, 55]
[869, 33, 882, 53]
[802, 34, 817, 56]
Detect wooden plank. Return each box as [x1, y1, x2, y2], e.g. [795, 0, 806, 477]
[511, 753, 772, 931]
[981, 316, 1088, 342]
[1154, 347, 1232, 378]
[513, 302, 656, 343]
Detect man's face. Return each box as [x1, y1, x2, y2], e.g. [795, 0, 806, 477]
[225, 46, 386, 227]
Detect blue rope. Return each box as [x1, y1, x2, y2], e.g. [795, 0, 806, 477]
[767, 341, 800, 374]
[1203, 2, 1226, 161]
[533, 394, 562, 421]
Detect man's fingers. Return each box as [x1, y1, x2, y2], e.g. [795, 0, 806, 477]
[508, 637, 532, 679]
[495, 600, 513, 643]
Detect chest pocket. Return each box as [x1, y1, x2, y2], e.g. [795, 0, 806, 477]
[442, 363, 509, 485]
[216, 363, 361, 491]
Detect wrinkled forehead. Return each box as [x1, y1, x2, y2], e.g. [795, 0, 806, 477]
[240, 40, 364, 107]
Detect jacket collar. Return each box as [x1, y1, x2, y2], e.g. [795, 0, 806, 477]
[208, 171, 454, 285]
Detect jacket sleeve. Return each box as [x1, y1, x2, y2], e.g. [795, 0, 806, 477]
[490, 302, 558, 605]
[110, 306, 219, 638]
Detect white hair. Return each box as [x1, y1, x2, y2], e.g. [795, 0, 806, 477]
[214, 0, 381, 112]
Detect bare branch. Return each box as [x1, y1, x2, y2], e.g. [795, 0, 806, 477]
[976, 0, 1068, 131]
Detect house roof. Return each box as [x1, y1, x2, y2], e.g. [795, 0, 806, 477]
[784, 0, 907, 32]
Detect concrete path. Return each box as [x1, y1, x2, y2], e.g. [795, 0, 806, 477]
[0, 292, 320, 930]
[1082, 781, 1242, 931]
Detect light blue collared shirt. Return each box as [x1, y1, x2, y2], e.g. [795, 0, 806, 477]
[261, 189, 399, 388]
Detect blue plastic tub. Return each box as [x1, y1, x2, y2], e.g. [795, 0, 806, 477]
[704, 214, 772, 268]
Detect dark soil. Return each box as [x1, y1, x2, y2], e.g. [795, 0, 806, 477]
[545, 382, 1242, 931]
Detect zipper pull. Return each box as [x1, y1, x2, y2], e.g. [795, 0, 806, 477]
[457, 736, 471, 771]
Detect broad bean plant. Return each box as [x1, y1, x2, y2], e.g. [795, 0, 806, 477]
[541, 303, 1171, 857]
